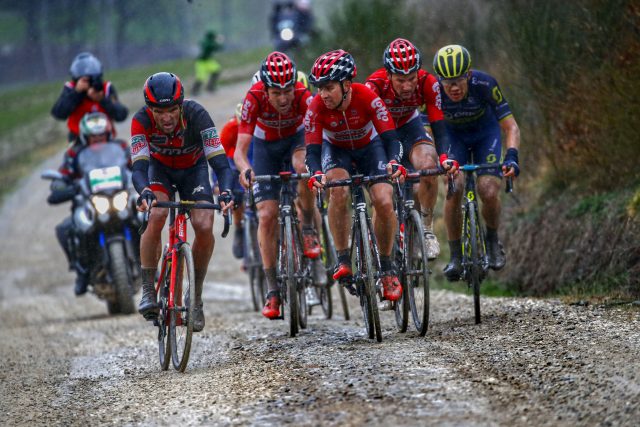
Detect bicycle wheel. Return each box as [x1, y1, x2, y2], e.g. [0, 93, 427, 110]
[317, 215, 334, 319]
[246, 217, 264, 311]
[464, 203, 482, 324]
[393, 230, 409, 332]
[292, 223, 308, 330]
[283, 216, 299, 337]
[359, 211, 382, 342]
[406, 210, 430, 335]
[322, 213, 349, 320]
[157, 249, 171, 371]
[170, 243, 195, 372]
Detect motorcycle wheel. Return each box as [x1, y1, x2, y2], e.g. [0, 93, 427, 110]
[106, 241, 136, 315]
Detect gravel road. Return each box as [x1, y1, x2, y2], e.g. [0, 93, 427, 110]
[1, 81, 638, 426]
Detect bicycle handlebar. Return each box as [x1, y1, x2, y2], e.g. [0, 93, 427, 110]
[138, 200, 230, 237]
[253, 171, 310, 183]
[457, 163, 515, 194]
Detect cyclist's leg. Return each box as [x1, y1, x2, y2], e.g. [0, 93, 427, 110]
[400, 117, 441, 259]
[139, 160, 171, 316]
[178, 159, 215, 330]
[323, 142, 352, 278]
[474, 125, 505, 269]
[442, 132, 467, 280]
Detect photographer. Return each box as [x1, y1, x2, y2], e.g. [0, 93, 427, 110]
[51, 52, 128, 142]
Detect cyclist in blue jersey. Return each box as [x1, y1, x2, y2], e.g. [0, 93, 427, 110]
[432, 44, 521, 280]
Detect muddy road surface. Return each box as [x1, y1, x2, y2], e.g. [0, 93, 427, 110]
[1, 82, 639, 426]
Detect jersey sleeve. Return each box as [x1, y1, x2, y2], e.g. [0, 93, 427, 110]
[481, 73, 513, 121]
[303, 96, 324, 146]
[237, 91, 259, 136]
[191, 107, 226, 161]
[130, 114, 150, 164]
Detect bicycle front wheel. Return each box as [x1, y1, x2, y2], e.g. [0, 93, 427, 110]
[359, 211, 382, 342]
[283, 216, 299, 337]
[394, 230, 409, 332]
[465, 203, 482, 324]
[292, 223, 308, 330]
[157, 246, 171, 371]
[170, 243, 195, 372]
[246, 217, 265, 311]
[407, 210, 430, 335]
[318, 214, 334, 319]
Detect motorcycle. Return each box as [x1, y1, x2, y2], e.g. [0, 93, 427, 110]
[42, 142, 142, 314]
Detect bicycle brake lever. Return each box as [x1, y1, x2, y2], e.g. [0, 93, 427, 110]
[446, 174, 457, 200]
[505, 176, 513, 193]
[138, 208, 150, 235]
[221, 209, 231, 238]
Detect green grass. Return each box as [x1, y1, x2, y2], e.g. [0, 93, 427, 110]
[0, 46, 270, 136]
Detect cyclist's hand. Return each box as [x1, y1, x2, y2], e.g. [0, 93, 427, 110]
[439, 154, 459, 175]
[240, 168, 254, 189]
[308, 171, 326, 191]
[387, 160, 407, 181]
[136, 188, 156, 212]
[219, 191, 234, 213]
[502, 148, 520, 178]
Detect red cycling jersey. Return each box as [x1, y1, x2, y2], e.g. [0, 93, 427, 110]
[304, 83, 395, 150]
[365, 68, 444, 128]
[219, 116, 238, 159]
[238, 81, 311, 141]
[65, 81, 115, 136]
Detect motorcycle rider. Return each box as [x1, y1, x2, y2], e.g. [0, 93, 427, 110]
[48, 112, 131, 295]
[51, 52, 128, 142]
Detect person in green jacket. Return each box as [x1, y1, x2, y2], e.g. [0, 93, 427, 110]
[192, 30, 223, 95]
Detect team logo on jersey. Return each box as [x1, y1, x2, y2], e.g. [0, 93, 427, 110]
[371, 98, 389, 122]
[130, 135, 147, 155]
[303, 110, 315, 133]
[492, 87, 503, 103]
[192, 185, 204, 195]
[201, 127, 221, 148]
[241, 99, 252, 121]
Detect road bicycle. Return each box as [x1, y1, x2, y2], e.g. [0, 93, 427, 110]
[455, 162, 513, 324]
[241, 171, 265, 312]
[393, 167, 452, 336]
[253, 170, 313, 337]
[139, 197, 229, 372]
[324, 173, 391, 342]
[313, 191, 350, 320]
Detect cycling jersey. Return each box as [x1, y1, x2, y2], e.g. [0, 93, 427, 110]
[220, 116, 239, 159]
[238, 81, 311, 141]
[365, 68, 444, 128]
[440, 70, 513, 133]
[51, 80, 128, 140]
[130, 99, 232, 194]
[304, 83, 401, 173]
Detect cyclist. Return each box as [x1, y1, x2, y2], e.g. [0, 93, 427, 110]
[432, 44, 521, 279]
[304, 49, 406, 303]
[132, 72, 233, 332]
[365, 38, 454, 260]
[51, 52, 128, 142]
[234, 51, 321, 319]
[48, 112, 130, 295]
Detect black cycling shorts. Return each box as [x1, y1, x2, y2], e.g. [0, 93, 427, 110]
[149, 156, 214, 202]
[321, 137, 389, 177]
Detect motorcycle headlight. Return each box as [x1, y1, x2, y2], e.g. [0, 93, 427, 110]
[280, 28, 294, 41]
[91, 195, 110, 215]
[113, 190, 129, 212]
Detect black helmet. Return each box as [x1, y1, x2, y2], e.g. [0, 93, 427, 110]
[69, 52, 103, 80]
[143, 72, 184, 108]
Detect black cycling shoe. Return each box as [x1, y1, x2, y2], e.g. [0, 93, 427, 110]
[74, 274, 89, 296]
[138, 283, 159, 319]
[486, 239, 506, 270]
[443, 258, 463, 282]
[192, 302, 205, 332]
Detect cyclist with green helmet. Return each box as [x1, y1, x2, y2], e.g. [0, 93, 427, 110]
[432, 44, 521, 280]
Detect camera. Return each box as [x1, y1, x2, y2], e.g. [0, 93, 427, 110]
[89, 76, 103, 91]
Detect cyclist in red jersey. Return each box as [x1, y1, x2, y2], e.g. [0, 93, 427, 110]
[131, 72, 234, 332]
[233, 52, 321, 319]
[305, 49, 406, 302]
[51, 52, 128, 142]
[365, 38, 455, 260]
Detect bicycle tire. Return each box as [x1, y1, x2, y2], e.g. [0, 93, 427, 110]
[157, 245, 171, 370]
[393, 232, 409, 333]
[359, 211, 382, 342]
[293, 223, 308, 330]
[407, 210, 430, 335]
[322, 213, 349, 320]
[170, 243, 195, 372]
[246, 217, 264, 311]
[318, 215, 334, 319]
[465, 203, 482, 324]
[283, 216, 299, 337]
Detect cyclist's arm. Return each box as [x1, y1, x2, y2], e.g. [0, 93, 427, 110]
[130, 117, 151, 194]
[430, 120, 451, 157]
[500, 115, 520, 151]
[379, 129, 403, 164]
[233, 133, 253, 174]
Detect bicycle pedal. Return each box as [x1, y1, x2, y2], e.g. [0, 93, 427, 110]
[143, 312, 159, 321]
[341, 282, 357, 296]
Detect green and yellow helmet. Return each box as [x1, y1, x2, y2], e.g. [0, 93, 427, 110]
[432, 45, 471, 79]
[296, 70, 310, 91]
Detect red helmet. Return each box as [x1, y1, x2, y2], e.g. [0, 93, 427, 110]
[143, 72, 184, 108]
[309, 50, 357, 86]
[260, 51, 297, 89]
[383, 38, 422, 75]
